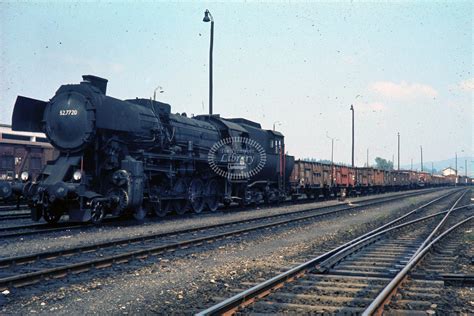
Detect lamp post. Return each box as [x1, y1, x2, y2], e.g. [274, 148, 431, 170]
[420, 145, 423, 171]
[203, 9, 214, 115]
[455, 152, 458, 186]
[397, 132, 400, 170]
[273, 121, 282, 131]
[350, 104, 354, 167]
[455, 152, 457, 176]
[153, 86, 163, 101]
[326, 132, 338, 186]
[366, 148, 369, 167]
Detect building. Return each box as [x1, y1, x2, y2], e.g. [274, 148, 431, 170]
[441, 167, 457, 176]
[0, 124, 57, 180]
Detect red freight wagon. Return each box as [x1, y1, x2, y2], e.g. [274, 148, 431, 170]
[291, 160, 331, 188]
[384, 170, 392, 186]
[348, 167, 356, 187]
[432, 174, 447, 186]
[418, 172, 432, 186]
[291, 160, 359, 198]
[373, 169, 385, 186]
[445, 175, 457, 185]
[356, 168, 366, 186]
[391, 170, 410, 188]
[458, 176, 470, 186]
[291, 160, 456, 200]
[0, 128, 57, 181]
[334, 165, 354, 187]
[357, 168, 373, 186]
[407, 171, 419, 187]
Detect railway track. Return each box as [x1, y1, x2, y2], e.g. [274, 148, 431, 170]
[0, 212, 30, 221]
[0, 204, 30, 220]
[0, 188, 442, 239]
[0, 203, 26, 210]
[0, 189, 461, 292]
[197, 189, 472, 315]
[373, 220, 473, 315]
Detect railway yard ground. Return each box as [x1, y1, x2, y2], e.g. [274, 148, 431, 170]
[0, 188, 472, 315]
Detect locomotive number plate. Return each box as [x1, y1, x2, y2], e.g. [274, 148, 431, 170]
[59, 109, 78, 116]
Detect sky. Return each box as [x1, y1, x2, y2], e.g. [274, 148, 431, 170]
[0, 1, 472, 171]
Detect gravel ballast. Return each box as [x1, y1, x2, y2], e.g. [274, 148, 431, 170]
[0, 188, 465, 314]
[0, 189, 445, 258]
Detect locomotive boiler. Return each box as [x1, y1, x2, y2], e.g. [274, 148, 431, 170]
[1, 75, 294, 224]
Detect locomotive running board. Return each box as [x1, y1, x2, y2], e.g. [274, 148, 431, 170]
[12, 95, 47, 133]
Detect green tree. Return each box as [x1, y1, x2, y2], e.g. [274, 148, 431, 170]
[317, 159, 332, 164]
[375, 157, 394, 170]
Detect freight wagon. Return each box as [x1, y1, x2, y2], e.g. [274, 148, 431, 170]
[0, 124, 57, 181]
[290, 160, 333, 198]
[290, 159, 460, 199]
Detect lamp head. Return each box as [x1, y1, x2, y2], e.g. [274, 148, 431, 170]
[203, 9, 212, 22]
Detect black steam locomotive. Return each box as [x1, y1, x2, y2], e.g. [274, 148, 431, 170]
[0, 76, 294, 224]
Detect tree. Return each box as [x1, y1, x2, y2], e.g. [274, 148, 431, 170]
[375, 157, 393, 170]
[317, 159, 332, 164]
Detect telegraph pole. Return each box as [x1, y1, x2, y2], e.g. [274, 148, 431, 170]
[455, 152, 458, 186]
[455, 152, 457, 176]
[366, 148, 369, 167]
[331, 139, 334, 164]
[431, 162, 434, 175]
[420, 146, 423, 171]
[273, 121, 281, 131]
[350, 105, 354, 167]
[326, 132, 338, 186]
[397, 132, 400, 170]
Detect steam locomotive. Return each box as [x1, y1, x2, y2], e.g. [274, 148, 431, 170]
[0, 75, 294, 224]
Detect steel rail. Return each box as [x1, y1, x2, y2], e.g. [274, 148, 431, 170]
[0, 188, 441, 229]
[0, 222, 92, 238]
[0, 189, 438, 268]
[410, 190, 467, 259]
[0, 188, 442, 239]
[363, 214, 474, 316]
[0, 191, 457, 267]
[0, 204, 27, 210]
[0, 191, 461, 291]
[441, 274, 474, 286]
[196, 199, 472, 316]
[0, 213, 30, 220]
[313, 190, 467, 273]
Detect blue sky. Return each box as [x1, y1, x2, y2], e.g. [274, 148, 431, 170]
[0, 1, 472, 170]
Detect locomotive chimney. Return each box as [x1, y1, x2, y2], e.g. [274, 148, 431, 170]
[82, 75, 108, 94]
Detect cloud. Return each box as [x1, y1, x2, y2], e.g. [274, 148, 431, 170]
[341, 55, 356, 65]
[459, 78, 474, 91]
[355, 101, 386, 113]
[370, 81, 438, 100]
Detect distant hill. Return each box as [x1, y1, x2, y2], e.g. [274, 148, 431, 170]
[401, 156, 473, 176]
